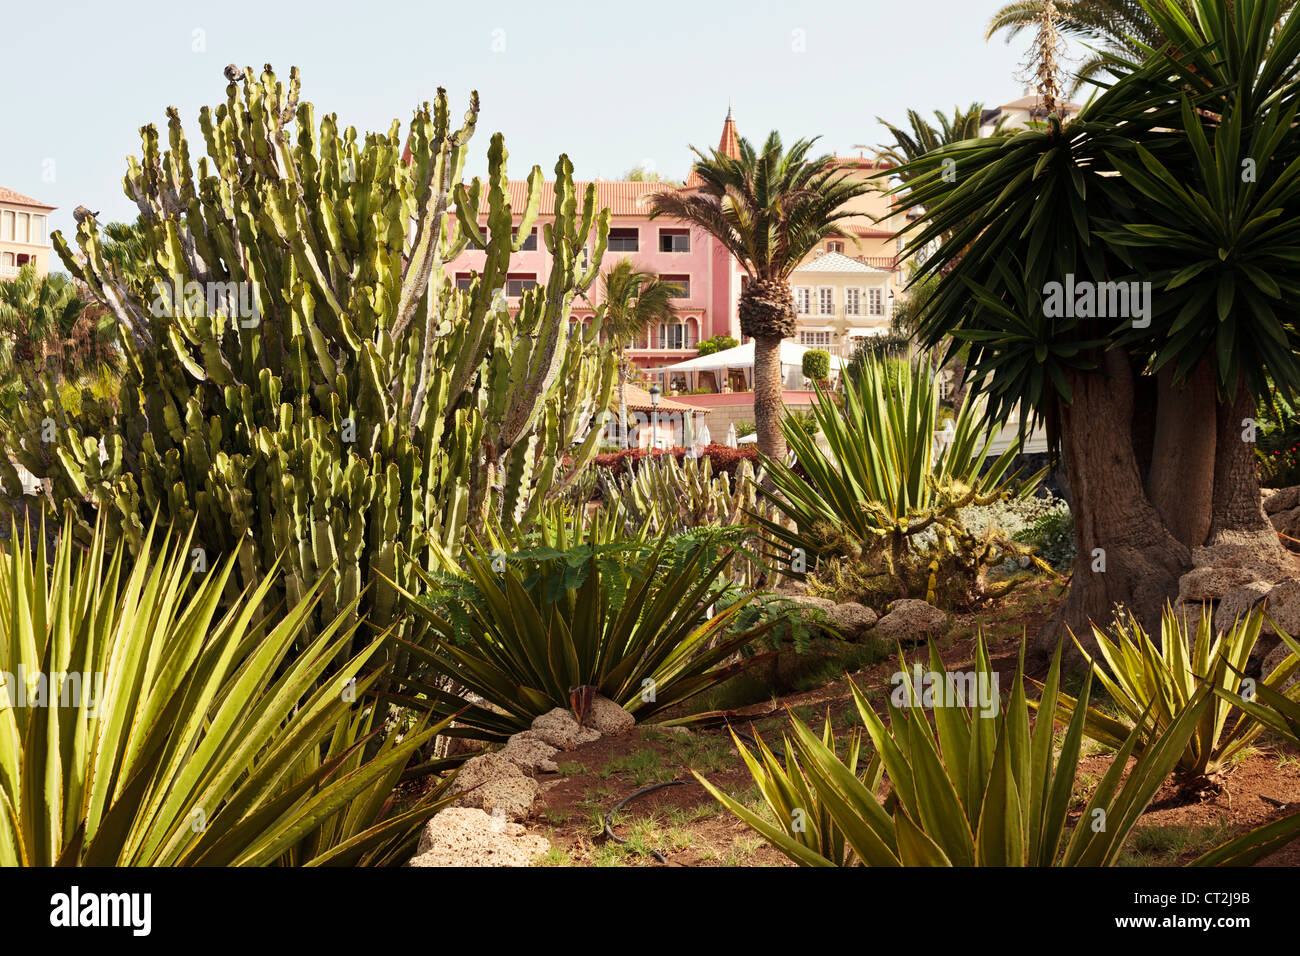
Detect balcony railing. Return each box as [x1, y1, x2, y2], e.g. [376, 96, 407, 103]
[797, 304, 889, 321]
[856, 255, 903, 271]
[0, 265, 20, 279]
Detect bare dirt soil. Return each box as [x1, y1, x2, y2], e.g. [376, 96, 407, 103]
[522, 579, 1300, 867]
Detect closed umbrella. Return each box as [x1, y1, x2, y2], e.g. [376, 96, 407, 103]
[725, 422, 737, 448]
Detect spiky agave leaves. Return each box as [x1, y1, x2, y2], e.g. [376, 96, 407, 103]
[1189, 622, 1300, 866]
[390, 531, 776, 741]
[0, 515, 454, 866]
[752, 355, 1036, 569]
[1041, 605, 1300, 779]
[697, 637, 1215, 866]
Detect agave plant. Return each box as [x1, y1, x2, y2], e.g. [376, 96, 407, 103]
[1046, 606, 1300, 781]
[698, 638, 1215, 866]
[392, 531, 774, 741]
[1189, 624, 1300, 865]
[754, 357, 1042, 604]
[0, 517, 453, 866]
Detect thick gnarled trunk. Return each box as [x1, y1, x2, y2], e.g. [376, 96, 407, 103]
[1207, 380, 1282, 553]
[1036, 352, 1191, 665]
[1146, 361, 1216, 548]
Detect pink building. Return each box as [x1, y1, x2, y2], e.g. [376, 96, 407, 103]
[443, 114, 748, 371]
[441, 110, 910, 380]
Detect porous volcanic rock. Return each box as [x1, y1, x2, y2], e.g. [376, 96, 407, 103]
[408, 807, 548, 867]
[587, 696, 635, 736]
[828, 602, 878, 639]
[530, 708, 600, 750]
[875, 599, 948, 643]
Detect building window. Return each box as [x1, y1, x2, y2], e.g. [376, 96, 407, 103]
[455, 273, 474, 291]
[845, 288, 862, 316]
[1, 211, 13, 241]
[658, 321, 689, 350]
[795, 287, 811, 315]
[827, 241, 845, 254]
[513, 227, 538, 251]
[659, 229, 690, 253]
[608, 228, 639, 252]
[1, 253, 12, 267]
[32, 216, 45, 245]
[661, 274, 690, 298]
[16, 214, 29, 244]
[818, 287, 834, 316]
[506, 274, 538, 297]
[868, 288, 884, 315]
[800, 331, 832, 347]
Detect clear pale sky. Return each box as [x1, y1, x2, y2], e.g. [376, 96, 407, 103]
[0, 0, 1054, 241]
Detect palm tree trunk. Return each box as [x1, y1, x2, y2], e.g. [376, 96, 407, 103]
[753, 335, 787, 461]
[617, 348, 629, 450]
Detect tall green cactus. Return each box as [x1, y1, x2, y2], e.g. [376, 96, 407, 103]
[0, 65, 614, 639]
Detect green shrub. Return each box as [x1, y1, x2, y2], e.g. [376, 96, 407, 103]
[801, 349, 831, 383]
[1049, 607, 1300, 780]
[698, 639, 1221, 866]
[696, 334, 738, 356]
[1258, 394, 1300, 486]
[1012, 502, 1076, 570]
[755, 357, 1042, 607]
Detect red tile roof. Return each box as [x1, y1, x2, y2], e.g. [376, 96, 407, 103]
[498, 179, 679, 218]
[0, 186, 55, 210]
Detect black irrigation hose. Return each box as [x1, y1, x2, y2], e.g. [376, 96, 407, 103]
[602, 781, 686, 864]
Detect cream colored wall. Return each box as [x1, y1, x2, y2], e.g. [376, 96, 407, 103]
[0, 203, 53, 278]
[790, 266, 893, 355]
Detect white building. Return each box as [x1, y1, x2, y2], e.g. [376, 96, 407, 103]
[789, 250, 896, 357]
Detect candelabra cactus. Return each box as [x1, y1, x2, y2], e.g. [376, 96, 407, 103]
[0, 65, 614, 640]
[600, 453, 764, 534]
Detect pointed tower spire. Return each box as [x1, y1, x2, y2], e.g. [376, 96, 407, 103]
[717, 103, 740, 160]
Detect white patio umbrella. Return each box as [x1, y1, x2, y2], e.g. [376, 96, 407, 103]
[725, 422, 737, 448]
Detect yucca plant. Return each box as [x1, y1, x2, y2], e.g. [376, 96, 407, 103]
[0, 517, 454, 866]
[698, 638, 1215, 866]
[1045, 606, 1300, 782]
[392, 531, 775, 741]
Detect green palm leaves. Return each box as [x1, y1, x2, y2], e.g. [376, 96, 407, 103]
[699, 639, 1214, 866]
[0, 518, 453, 866]
[649, 132, 870, 286]
[903, 0, 1300, 424]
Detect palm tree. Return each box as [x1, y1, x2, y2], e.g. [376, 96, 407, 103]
[649, 133, 869, 460]
[0, 265, 88, 378]
[594, 259, 680, 448]
[900, 0, 1300, 659]
[876, 104, 999, 183]
[987, 1, 1296, 95]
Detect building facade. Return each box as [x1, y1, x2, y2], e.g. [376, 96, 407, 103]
[442, 177, 738, 370]
[979, 93, 1084, 136]
[441, 109, 912, 380]
[790, 250, 895, 357]
[0, 186, 55, 278]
